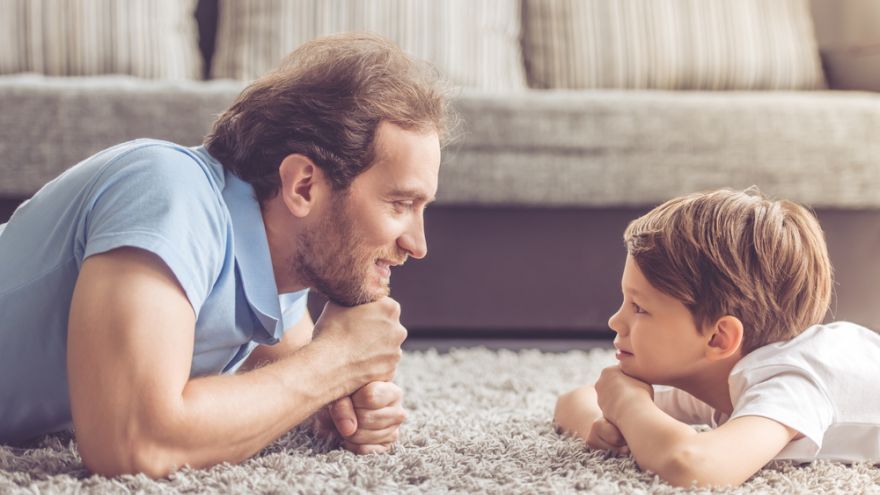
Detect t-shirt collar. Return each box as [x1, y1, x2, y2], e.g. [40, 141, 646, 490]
[220, 170, 286, 340]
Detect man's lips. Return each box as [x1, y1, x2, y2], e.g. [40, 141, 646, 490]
[375, 259, 405, 278]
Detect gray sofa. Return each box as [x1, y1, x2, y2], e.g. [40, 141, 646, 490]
[2, 2, 879, 338]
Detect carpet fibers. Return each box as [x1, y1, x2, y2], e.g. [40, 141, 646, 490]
[1, 348, 878, 494]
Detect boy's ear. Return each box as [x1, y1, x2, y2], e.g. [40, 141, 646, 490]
[705, 315, 744, 361]
[278, 153, 325, 218]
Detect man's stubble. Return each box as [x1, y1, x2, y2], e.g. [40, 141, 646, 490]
[291, 194, 407, 307]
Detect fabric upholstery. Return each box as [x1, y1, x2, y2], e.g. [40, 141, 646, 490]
[522, 0, 826, 90]
[0, 0, 202, 79]
[2, 75, 879, 209]
[210, 0, 526, 90]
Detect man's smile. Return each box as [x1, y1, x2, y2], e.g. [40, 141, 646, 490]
[374, 258, 406, 279]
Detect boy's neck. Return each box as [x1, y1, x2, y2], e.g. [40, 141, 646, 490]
[673, 355, 742, 416]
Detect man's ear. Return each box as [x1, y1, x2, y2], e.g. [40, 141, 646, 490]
[705, 315, 744, 361]
[278, 153, 324, 218]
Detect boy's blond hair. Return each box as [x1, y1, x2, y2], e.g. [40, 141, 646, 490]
[624, 188, 833, 353]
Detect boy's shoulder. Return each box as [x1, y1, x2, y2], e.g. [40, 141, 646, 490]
[732, 321, 878, 379]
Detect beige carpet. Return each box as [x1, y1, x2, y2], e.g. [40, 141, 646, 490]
[1, 348, 878, 494]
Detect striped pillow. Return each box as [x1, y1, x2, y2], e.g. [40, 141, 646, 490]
[210, 0, 526, 91]
[0, 0, 202, 79]
[523, 0, 826, 90]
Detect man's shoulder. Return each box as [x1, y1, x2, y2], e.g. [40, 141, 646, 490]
[94, 139, 225, 192]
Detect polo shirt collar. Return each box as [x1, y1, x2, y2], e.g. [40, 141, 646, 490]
[221, 170, 286, 341]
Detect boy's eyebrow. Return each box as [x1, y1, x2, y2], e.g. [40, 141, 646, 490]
[623, 286, 647, 299]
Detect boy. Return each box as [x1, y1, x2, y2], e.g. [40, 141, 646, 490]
[554, 188, 880, 487]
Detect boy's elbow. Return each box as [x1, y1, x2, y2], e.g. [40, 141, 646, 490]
[652, 445, 742, 488]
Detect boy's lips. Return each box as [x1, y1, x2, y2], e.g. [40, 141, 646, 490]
[614, 346, 634, 359]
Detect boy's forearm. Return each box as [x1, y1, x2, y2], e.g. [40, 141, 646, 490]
[554, 385, 602, 440]
[611, 397, 703, 486]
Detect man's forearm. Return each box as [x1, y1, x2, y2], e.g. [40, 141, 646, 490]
[126, 339, 353, 476]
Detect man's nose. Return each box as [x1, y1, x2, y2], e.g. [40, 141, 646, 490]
[398, 216, 428, 259]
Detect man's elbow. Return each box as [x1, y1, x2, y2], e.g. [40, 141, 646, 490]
[78, 431, 180, 479]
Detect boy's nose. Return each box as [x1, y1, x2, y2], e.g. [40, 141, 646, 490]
[608, 308, 625, 334]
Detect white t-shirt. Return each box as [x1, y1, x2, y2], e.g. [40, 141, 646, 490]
[654, 321, 880, 462]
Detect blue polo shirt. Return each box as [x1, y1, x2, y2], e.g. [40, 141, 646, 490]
[0, 139, 308, 444]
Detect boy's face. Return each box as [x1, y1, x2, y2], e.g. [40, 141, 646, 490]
[607, 254, 711, 386]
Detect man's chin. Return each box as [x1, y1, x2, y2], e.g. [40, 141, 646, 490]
[321, 284, 388, 307]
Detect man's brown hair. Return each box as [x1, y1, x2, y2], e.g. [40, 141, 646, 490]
[205, 33, 454, 203]
[623, 188, 833, 353]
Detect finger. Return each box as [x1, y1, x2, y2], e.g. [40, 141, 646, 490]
[351, 381, 402, 409]
[593, 419, 626, 448]
[346, 425, 401, 446]
[342, 441, 394, 455]
[328, 397, 358, 438]
[585, 429, 616, 451]
[354, 405, 407, 430]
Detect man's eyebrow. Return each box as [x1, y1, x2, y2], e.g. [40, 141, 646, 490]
[388, 189, 435, 203]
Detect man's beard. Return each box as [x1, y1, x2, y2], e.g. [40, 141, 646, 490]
[292, 196, 407, 307]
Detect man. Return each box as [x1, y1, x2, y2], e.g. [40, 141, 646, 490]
[0, 33, 451, 477]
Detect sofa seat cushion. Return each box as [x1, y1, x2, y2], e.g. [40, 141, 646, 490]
[1, 74, 878, 209]
[0, 74, 245, 197]
[443, 88, 880, 208]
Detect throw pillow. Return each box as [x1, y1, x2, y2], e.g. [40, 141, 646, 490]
[210, 0, 526, 90]
[523, 0, 826, 90]
[0, 0, 202, 79]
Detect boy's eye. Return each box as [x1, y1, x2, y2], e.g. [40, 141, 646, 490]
[632, 303, 646, 314]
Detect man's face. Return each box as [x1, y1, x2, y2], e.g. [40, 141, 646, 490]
[606, 255, 710, 386]
[294, 122, 441, 306]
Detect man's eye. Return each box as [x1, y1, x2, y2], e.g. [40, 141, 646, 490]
[393, 201, 415, 211]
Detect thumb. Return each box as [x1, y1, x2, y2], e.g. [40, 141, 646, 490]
[329, 396, 358, 437]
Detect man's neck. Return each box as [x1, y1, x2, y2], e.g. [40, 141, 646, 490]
[261, 195, 309, 294]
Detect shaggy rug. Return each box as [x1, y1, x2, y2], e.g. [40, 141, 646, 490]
[1, 348, 878, 494]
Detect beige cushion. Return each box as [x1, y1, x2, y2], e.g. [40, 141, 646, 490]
[0, 0, 201, 79]
[210, 0, 526, 91]
[523, 0, 826, 90]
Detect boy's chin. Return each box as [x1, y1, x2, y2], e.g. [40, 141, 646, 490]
[619, 364, 655, 384]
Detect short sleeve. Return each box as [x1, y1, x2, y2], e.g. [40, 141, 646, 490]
[654, 385, 715, 425]
[78, 144, 228, 316]
[729, 370, 835, 453]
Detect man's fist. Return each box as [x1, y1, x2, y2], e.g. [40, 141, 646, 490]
[312, 298, 407, 392]
[328, 381, 406, 454]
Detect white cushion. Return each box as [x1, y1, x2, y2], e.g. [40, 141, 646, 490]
[210, 0, 526, 91]
[523, 0, 826, 90]
[0, 0, 202, 79]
